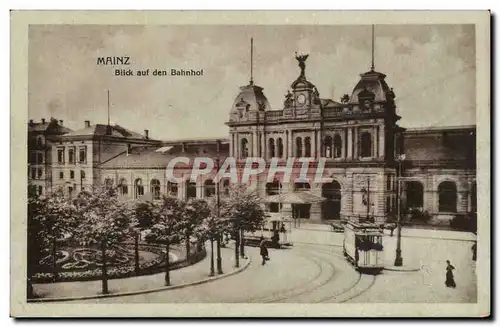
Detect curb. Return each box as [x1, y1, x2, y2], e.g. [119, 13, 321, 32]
[384, 265, 421, 272]
[28, 257, 251, 303]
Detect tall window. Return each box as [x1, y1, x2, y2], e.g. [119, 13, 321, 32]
[30, 152, 37, 164]
[277, 138, 284, 158]
[81, 170, 86, 180]
[268, 138, 275, 158]
[296, 137, 303, 157]
[118, 178, 128, 195]
[37, 186, 43, 196]
[304, 137, 311, 157]
[240, 138, 249, 159]
[324, 136, 333, 158]
[68, 147, 75, 164]
[36, 136, 44, 147]
[406, 181, 424, 209]
[222, 179, 230, 196]
[167, 181, 178, 197]
[438, 181, 457, 212]
[37, 152, 44, 164]
[186, 181, 197, 199]
[333, 134, 342, 158]
[204, 179, 215, 198]
[150, 179, 161, 200]
[79, 146, 87, 163]
[70, 170, 75, 179]
[135, 178, 144, 199]
[57, 147, 65, 164]
[360, 132, 372, 158]
[37, 168, 42, 179]
[31, 168, 36, 180]
[471, 183, 477, 213]
[59, 171, 64, 179]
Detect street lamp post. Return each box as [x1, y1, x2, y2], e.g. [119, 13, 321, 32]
[215, 144, 223, 274]
[394, 154, 406, 267]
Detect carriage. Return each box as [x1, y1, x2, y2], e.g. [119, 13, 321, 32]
[343, 220, 384, 273]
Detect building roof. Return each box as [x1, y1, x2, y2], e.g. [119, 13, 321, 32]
[350, 70, 393, 104]
[101, 143, 230, 169]
[28, 119, 72, 134]
[230, 83, 271, 112]
[64, 124, 147, 139]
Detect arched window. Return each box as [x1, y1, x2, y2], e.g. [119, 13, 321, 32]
[296, 137, 303, 157]
[241, 138, 249, 159]
[150, 179, 161, 200]
[118, 178, 128, 196]
[104, 178, 113, 189]
[406, 181, 424, 210]
[438, 181, 457, 213]
[186, 181, 197, 199]
[333, 134, 342, 158]
[360, 132, 372, 158]
[324, 136, 333, 158]
[304, 137, 311, 157]
[277, 138, 284, 158]
[204, 179, 215, 198]
[322, 181, 342, 219]
[268, 138, 275, 158]
[167, 181, 178, 197]
[134, 178, 144, 199]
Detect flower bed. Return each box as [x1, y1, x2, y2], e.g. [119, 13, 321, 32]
[32, 242, 206, 283]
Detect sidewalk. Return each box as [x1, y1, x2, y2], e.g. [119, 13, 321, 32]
[32, 246, 247, 301]
[296, 223, 476, 242]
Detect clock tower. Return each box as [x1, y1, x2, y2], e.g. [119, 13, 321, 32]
[283, 52, 321, 118]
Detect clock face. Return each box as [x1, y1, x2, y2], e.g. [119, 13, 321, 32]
[297, 94, 306, 105]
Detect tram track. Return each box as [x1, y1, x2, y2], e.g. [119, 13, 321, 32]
[276, 243, 377, 303]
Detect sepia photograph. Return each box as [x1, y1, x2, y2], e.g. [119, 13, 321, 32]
[11, 10, 490, 318]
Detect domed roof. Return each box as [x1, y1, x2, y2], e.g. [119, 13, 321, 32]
[231, 83, 271, 111]
[291, 75, 315, 90]
[350, 70, 392, 104]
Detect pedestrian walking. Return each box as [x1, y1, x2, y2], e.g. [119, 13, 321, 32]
[472, 242, 477, 261]
[260, 237, 269, 266]
[445, 260, 456, 288]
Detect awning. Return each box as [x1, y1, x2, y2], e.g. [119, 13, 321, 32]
[263, 191, 325, 204]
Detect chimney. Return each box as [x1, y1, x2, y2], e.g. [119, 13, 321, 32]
[41, 118, 46, 124]
[84, 120, 90, 128]
[59, 120, 63, 125]
[144, 129, 149, 139]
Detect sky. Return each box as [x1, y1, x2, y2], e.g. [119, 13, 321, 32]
[28, 24, 476, 140]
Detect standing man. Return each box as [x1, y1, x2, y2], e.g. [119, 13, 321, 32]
[260, 237, 269, 266]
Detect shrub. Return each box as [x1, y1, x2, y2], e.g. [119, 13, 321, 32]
[450, 213, 477, 233]
[409, 209, 432, 223]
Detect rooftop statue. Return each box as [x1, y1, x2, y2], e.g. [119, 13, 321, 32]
[295, 52, 309, 76]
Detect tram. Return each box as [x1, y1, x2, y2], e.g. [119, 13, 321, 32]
[244, 213, 293, 248]
[343, 220, 384, 273]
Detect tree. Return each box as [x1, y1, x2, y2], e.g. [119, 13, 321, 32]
[27, 184, 44, 298]
[221, 185, 266, 264]
[131, 201, 156, 275]
[72, 186, 132, 294]
[195, 199, 230, 276]
[182, 198, 210, 263]
[34, 187, 75, 281]
[144, 196, 183, 286]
